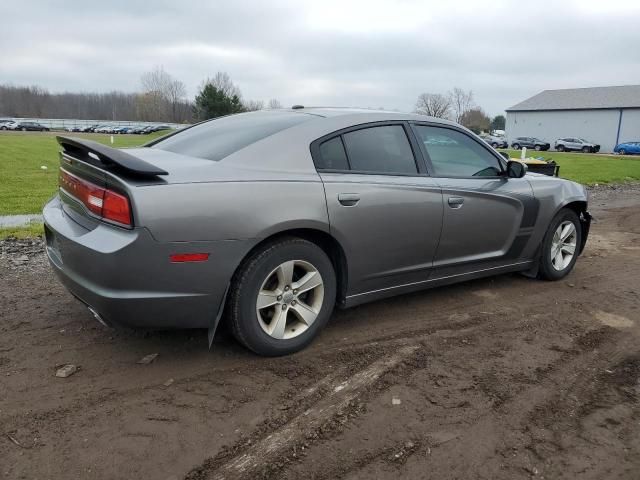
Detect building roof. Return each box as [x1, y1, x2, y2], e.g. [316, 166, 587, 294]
[507, 85, 640, 112]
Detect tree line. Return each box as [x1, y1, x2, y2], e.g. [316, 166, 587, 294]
[0, 67, 282, 123]
[414, 88, 505, 134]
[0, 68, 505, 131]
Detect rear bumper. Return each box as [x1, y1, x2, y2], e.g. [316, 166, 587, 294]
[43, 196, 249, 329]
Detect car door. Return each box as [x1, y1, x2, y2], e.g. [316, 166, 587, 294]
[311, 123, 444, 297]
[566, 138, 577, 150]
[411, 123, 537, 278]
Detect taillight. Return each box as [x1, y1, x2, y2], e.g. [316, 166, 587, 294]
[59, 168, 132, 227]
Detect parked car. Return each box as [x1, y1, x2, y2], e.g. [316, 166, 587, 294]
[479, 134, 508, 149]
[94, 125, 116, 133]
[614, 141, 640, 155]
[511, 137, 550, 151]
[65, 126, 83, 132]
[555, 138, 600, 153]
[0, 120, 16, 130]
[14, 121, 49, 132]
[44, 109, 591, 356]
[149, 124, 172, 132]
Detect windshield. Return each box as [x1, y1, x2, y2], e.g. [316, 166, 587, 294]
[151, 111, 314, 161]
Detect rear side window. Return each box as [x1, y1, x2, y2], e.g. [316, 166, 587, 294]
[318, 137, 349, 170]
[151, 111, 313, 161]
[342, 125, 417, 174]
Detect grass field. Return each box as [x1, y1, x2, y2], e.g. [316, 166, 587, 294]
[0, 131, 167, 216]
[502, 149, 640, 185]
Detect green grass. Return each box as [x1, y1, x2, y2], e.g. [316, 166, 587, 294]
[0, 131, 167, 216]
[502, 149, 640, 185]
[0, 223, 44, 239]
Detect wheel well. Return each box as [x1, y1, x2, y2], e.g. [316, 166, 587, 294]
[563, 200, 587, 217]
[236, 228, 349, 306]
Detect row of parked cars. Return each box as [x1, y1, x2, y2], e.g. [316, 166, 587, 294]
[64, 124, 174, 134]
[508, 136, 601, 153]
[0, 119, 175, 135]
[479, 134, 638, 154]
[0, 120, 49, 131]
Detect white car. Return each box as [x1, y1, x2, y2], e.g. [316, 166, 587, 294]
[0, 120, 18, 131]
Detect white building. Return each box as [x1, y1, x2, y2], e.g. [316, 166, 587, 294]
[506, 85, 640, 153]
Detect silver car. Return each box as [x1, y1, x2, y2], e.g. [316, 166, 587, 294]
[479, 134, 508, 149]
[43, 109, 591, 356]
[555, 138, 600, 153]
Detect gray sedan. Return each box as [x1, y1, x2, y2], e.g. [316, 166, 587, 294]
[43, 109, 591, 356]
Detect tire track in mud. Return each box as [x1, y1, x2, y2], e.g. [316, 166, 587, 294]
[184, 345, 422, 480]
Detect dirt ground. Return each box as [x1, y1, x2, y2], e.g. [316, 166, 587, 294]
[1, 185, 639, 480]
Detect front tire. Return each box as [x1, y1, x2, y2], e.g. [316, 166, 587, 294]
[538, 209, 582, 281]
[619, 149, 626, 155]
[535, 145, 542, 151]
[557, 144, 565, 152]
[513, 143, 521, 150]
[228, 237, 337, 356]
[582, 146, 590, 153]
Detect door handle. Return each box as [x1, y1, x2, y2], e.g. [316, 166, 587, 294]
[448, 197, 464, 209]
[338, 193, 360, 207]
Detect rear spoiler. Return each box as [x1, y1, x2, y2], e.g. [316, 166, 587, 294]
[57, 136, 168, 176]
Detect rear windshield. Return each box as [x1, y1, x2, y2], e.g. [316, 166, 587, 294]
[150, 111, 313, 161]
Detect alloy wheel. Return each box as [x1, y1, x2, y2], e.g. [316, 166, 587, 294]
[256, 260, 324, 340]
[550, 221, 577, 271]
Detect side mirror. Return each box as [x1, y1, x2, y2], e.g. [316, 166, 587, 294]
[499, 151, 510, 161]
[506, 160, 527, 178]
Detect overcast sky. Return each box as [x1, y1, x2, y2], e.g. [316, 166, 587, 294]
[1, 0, 639, 116]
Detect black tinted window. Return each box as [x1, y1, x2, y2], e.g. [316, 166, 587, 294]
[151, 111, 313, 161]
[342, 125, 417, 174]
[318, 137, 349, 170]
[413, 125, 501, 177]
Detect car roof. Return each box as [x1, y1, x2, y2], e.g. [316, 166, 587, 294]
[282, 107, 459, 126]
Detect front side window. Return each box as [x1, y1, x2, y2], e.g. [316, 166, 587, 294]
[413, 125, 502, 177]
[341, 125, 417, 174]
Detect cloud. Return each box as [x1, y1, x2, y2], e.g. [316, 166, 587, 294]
[0, 0, 639, 116]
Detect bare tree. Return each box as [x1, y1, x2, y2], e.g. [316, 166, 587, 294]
[460, 107, 491, 134]
[414, 93, 451, 119]
[242, 99, 264, 112]
[206, 72, 242, 100]
[140, 66, 173, 120]
[140, 66, 190, 122]
[166, 79, 187, 122]
[267, 98, 283, 109]
[448, 87, 474, 124]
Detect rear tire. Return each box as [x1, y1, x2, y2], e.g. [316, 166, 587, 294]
[228, 237, 336, 356]
[491, 142, 498, 148]
[538, 209, 581, 281]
